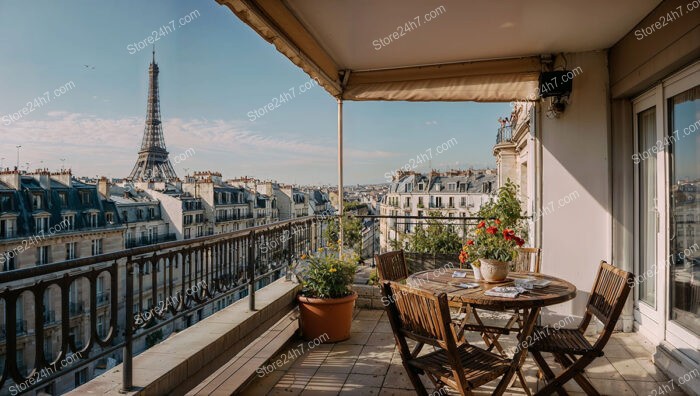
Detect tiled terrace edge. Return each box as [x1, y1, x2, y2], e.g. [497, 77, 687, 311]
[68, 278, 301, 395]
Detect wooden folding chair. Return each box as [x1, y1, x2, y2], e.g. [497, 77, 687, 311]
[529, 261, 634, 396]
[380, 281, 511, 395]
[375, 250, 409, 282]
[513, 247, 542, 273]
[376, 249, 463, 349]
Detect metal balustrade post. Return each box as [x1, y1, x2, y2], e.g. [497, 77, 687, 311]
[122, 257, 134, 392]
[248, 231, 256, 311]
[287, 223, 293, 267]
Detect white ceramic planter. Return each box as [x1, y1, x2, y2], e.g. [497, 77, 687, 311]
[470, 263, 482, 281]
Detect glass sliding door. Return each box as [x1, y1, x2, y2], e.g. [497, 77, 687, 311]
[633, 87, 665, 340]
[668, 85, 700, 337]
[638, 107, 658, 306]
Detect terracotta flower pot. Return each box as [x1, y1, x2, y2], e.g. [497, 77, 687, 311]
[479, 258, 510, 282]
[298, 292, 357, 342]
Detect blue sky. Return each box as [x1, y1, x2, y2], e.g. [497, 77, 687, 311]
[0, 0, 509, 185]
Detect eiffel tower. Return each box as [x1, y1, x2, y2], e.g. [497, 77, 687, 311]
[128, 49, 178, 181]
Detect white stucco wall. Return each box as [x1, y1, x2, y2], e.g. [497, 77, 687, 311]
[145, 190, 185, 239]
[538, 51, 612, 327]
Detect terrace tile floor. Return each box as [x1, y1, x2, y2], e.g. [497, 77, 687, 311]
[241, 309, 688, 396]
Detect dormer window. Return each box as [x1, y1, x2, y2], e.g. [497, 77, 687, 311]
[58, 192, 68, 207]
[62, 214, 75, 231]
[32, 194, 43, 210]
[0, 194, 14, 212]
[105, 212, 114, 224]
[448, 183, 457, 191]
[417, 183, 424, 191]
[0, 218, 16, 239]
[79, 191, 91, 205]
[86, 212, 98, 228]
[148, 207, 156, 219]
[35, 217, 49, 233]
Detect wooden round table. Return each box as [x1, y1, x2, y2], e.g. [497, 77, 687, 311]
[406, 268, 576, 310]
[406, 268, 576, 395]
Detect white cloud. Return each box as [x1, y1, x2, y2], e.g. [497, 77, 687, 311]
[0, 112, 398, 181]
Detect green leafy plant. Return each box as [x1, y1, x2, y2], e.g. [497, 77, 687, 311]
[324, 215, 363, 254]
[476, 179, 528, 238]
[460, 180, 528, 265]
[300, 247, 357, 299]
[368, 269, 379, 286]
[460, 219, 525, 264]
[401, 211, 462, 254]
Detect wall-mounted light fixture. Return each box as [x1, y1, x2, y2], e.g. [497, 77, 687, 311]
[539, 71, 573, 118]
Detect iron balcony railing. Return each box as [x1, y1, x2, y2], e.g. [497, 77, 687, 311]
[0, 216, 327, 394]
[497, 124, 514, 144]
[125, 233, 177, 248]
[96, 292, 109, 307]
[43, 310, 59, 326]
[215, 213, 254, 221]
[69, 301, 85, 317]
[0, 320, 27, 341]
[347, 214, 488, 268]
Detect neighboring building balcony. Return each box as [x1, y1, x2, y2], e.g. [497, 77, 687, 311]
[96, 291, 110, 307]
[125, 233, 177, 248]
[182, 201, 204, 211]
[215, 213, 254, 222]
[43, 309, 59, 326]
[0, 320, 27, 341]
[69, 301, 85, 317]
[496, 124, 513, 144]
[0, 230, 17, 240]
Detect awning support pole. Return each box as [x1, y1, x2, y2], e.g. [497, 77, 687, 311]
[337, 98, 344, 259]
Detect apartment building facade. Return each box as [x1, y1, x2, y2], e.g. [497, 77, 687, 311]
[379, 169, 496, 251]
[0, 169, 125, 393]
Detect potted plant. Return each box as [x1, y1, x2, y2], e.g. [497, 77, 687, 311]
[296, 247, 358, 342]
[460, 219, 525, 282]
[460, 180, 528, 282]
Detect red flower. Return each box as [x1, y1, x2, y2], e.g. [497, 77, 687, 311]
[459, 251, 468, 264]
[477, 221, 486, 229]
[495, 219, 501, 225]
[466, 239, 474, 246]
[515, 237, 525, 247]
[486, 226, 498, 235]
[503, 229, 516, 240]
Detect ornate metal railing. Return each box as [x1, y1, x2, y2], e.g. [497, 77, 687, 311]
[496, 124, 513, 144]
[124, 233, 177, 249]
[0, 216, 326, 394]
[346, 214, 486, 269]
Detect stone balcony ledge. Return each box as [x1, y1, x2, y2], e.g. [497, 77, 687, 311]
[70, 278, 301, 395]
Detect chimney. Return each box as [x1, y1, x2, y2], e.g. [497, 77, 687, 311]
[51, 169, 73, 188]
[97, 177, 111, 198]
[0, 168, 21, 190]
[32, 168, 52, 190]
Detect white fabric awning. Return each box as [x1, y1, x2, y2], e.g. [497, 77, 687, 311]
[217, 0, 660, 102]
[343, 58, 541, 102]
